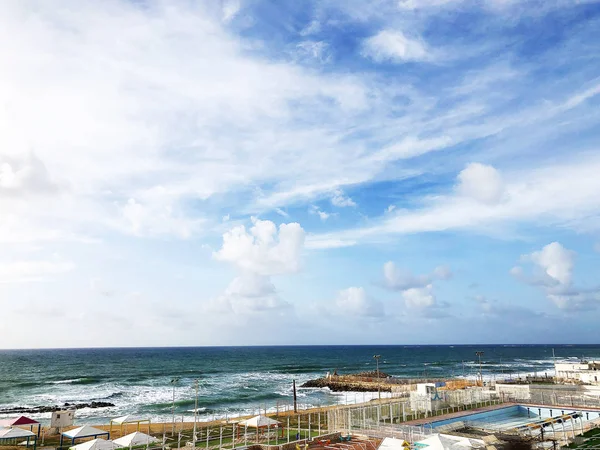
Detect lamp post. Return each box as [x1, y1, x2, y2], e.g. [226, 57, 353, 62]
[193, 380, 199, 445]
[373, 355, 381, 378]
[171, 378, 180, 436]
[373, 355, 381, 400]
[475, 352, 484, 386]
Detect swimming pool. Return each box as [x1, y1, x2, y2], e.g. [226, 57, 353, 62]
[429, 405, 600, 431]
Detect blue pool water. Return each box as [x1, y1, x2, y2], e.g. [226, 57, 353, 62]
[430, 405, 600, 431]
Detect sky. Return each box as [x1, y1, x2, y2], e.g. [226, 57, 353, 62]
[1, 0, 600, 348]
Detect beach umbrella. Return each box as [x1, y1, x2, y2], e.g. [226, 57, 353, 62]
[0, 427, 36, 439]
[69, 439, 120, 450]
[113, 432, 159, 448]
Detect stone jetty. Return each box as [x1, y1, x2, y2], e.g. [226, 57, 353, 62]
[301, 371, 395, 392]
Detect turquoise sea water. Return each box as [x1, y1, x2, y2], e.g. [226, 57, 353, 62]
[1, 345, 599, 424]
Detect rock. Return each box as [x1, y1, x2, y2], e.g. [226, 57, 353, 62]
[0, 402, 115, 415]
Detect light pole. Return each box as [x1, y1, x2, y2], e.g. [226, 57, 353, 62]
[373, 355, 381, 378]
[171, 377, 179, 436]
[373, 355, 381, 400]
[475, 352, 484, 386]
[193, 380, 199, 445]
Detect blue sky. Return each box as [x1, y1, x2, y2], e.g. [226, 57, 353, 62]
[1, 0, 600, 348]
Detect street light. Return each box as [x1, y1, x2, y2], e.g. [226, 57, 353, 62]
[373, 355, 381, 378]
[475, 352, 484, 386]
[373, 355, 382, 401]
[171, 377, 180, 436]
[193, 380, 199, 445]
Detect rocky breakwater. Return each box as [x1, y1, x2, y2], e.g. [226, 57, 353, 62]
[0, 402, 115, 415]
[301, 371, 394, 392]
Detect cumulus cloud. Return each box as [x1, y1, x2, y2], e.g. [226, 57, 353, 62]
[456, 163, 504, 204]
[512, 242, 600, 310]
[362, 30, 430, 63]
[335, 287, 384, 317]
[211, 218, 305, 315]
[402, 285, 435, 308]
[383, 261, 452, 290]
[382, 262, 451, 311]
[213, 218, 305, 275]
[331, 189, 356, 207]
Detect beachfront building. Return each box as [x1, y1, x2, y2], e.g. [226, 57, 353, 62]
[555, 361, 600, 384]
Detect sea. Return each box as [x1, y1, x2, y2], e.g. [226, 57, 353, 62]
[1, 345, 599, 425]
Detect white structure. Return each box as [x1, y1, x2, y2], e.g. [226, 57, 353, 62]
[410, 383, 443, 413]
[69, 439, 120, 450]
[415, 434, 485, 450]
[113, 432, 159, 448]
[555, 361, 600, 384]
[379, 437, 409, 450]
[0, 427, 36, 439]
[51, 410, 75, 428]
[237, 415, 281, 428]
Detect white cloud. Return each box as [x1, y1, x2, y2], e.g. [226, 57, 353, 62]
[512, 242, 600, 310]
[402, 285, 435, 308]
[274, 208, 289, 218]
[296, 41, 331, 62]
[385, 205, 396, 214]
[211, 219, 305, 315]
[456, 162, 504, 204]
[362, 30, 430, 63]
[331, 189, 356, 207]
[0, 154, 56, 195]
[222, 214, 230, 222]
[383, 261, 451, 290]
[529, 242, 574, 285]
[213, 218, 305, 275]
[335, 287, 384, 317]
[311, 155, 600, 245]
[309, 205, 331, 221]
[222, 0, 241, 23]
[381, 262, 451, 311]
[121, 188, 203, 238]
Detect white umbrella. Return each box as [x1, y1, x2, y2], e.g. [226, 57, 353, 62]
[113, 432, 159, 448]
[69, 439, 120, 450]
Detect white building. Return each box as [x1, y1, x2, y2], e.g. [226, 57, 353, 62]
[555, 361, 600, 384]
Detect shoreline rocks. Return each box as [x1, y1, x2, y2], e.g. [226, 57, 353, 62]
[0, 401, 115, 415]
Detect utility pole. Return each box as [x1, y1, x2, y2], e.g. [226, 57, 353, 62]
[171, 377, 179, 436]
[475, 352, 484, 386]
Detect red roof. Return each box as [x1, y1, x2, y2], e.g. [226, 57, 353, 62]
[0, 416, 40, 426]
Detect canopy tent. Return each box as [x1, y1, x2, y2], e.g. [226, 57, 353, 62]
[109, 416, 151, 436]
[69, 439, 120, 450]
[0, 426, 37, 450]
[0, 416, 41, 437]
[236, 415, 283, 441]
[237, 415, 281, 428]
[415, 434, 485, 450]
[113, 432, 159, 448]
[60, 426, 110, 447]
[379, 437, 410, 450]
